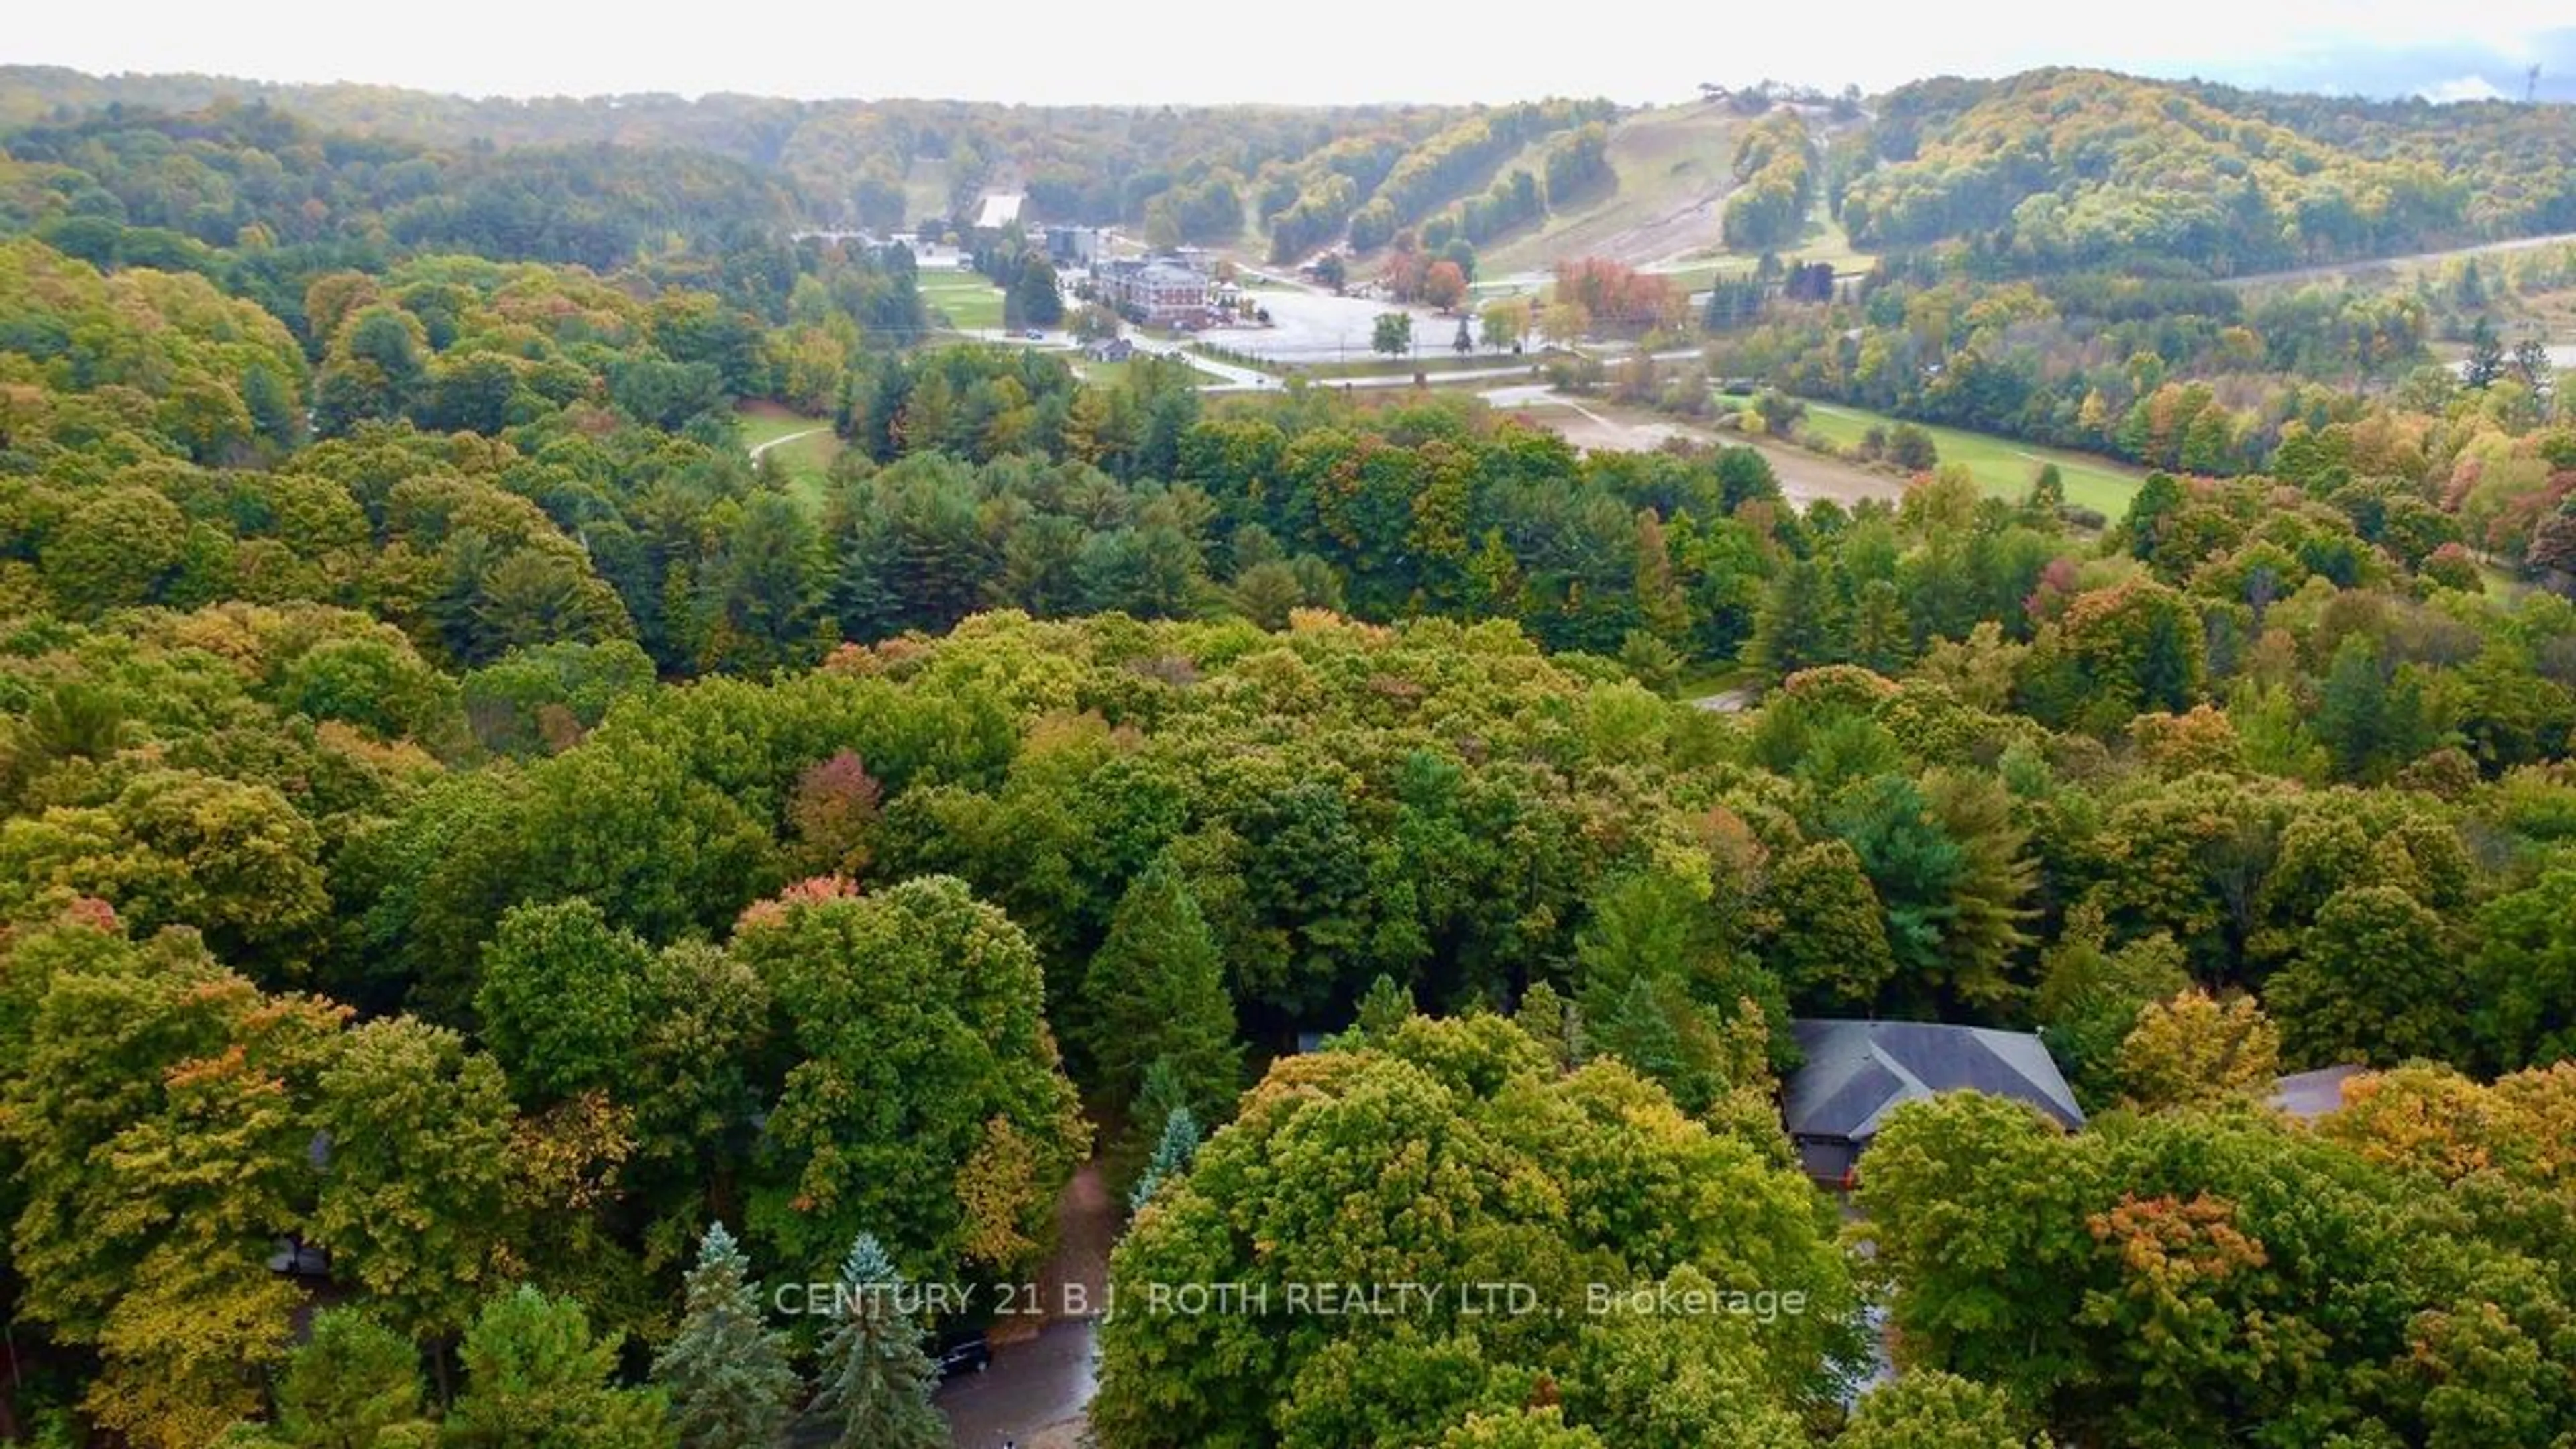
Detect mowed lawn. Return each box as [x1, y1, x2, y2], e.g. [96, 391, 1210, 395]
[1793, 400, 2144, 517]
[737, 404, 843, 513]
[918, 269, 1006, 331]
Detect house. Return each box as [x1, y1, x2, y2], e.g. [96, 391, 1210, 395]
[1046, 225, 1103, 266]
[1099, 255, 1212, 328]
[1085, 336, 1135, 362]
[2266, 1064, 2367, 1122]
[1784, 1019, 2085, 1187]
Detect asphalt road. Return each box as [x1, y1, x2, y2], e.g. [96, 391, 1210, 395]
[936, 1316, 1099, 1448]
[2221, 229, 2576, 290]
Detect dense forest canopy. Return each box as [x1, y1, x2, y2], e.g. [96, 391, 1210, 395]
[1, 62, 2574, 1449]
[1843, 68, 2576, 274]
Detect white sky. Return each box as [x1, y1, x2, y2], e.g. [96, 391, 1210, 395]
[5, 0, 2567, 106]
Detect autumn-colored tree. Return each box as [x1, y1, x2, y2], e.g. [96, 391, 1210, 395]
[1092, 1014, 1857, 1448]
[1839, 1371, 2039, 1449]
[3, 918, 345, 1448]
[2114, 988, 2281, 1110]
[735, 875, 1086, 1281]
[309, 1017, 519, 1364]
[1422, 260, 1468, 312]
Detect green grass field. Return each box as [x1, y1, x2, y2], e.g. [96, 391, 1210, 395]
[737, 405, 843, 513]
[1792, 400, 2143, 516]
[1477, 103, 1750, 276]
[918, 270, 1006, 331]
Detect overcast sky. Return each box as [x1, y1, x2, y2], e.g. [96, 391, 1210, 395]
[8, 0, 2573, 106]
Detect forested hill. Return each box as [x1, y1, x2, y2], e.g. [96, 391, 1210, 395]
[0, 101, 802, 289]
[0, 66, 1495, 251]
[1843, 68, 2576, 276]
[11, 64, 2576, 278]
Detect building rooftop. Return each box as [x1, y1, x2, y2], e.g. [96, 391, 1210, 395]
[2267, 1065, 2367, 1122]
[1784, 1018, 2086, 1144]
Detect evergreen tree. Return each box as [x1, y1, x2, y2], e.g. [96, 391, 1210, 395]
[2314, 633, 2389, 781]
[1747, 556, 1845, 680]
[651, 1222, 800, 1449]
[1509, 980, 1585, 1071]
[1354, 972, 1417, 1036]
[1126, 1105, 1203, 1213]
[273, 1309, 433, 1449]
[1011, 256, 1065, 329]
[445, 1287, 673, 1449]
[2120, 470, 2186, 560]
[2025, 462, 2065, 520]
[1132, 1057, 1191, 1140]
[2464, 315, 2506, 389]
[1079, 856, 1242, 1114]
[1587, 975, 1690, 1095]
[811, 1235, 948, 1449]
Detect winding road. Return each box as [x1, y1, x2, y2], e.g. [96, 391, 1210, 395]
[748, 425, 828, 461]
[2222, 229, 2576, 290]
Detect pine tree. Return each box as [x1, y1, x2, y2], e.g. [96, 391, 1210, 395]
[1133, 1057, 1191, 1139]
[1127, 1105, 1203, 1212]
[1079, 856, 1242, 1114]
[274, 1308, 432, 1449]
[1588, 975, 1693, 1101]
[445, 1287, 672, 1448]
[652, 1222, 800, 1449]
[1746, 556, 1845, 680]
[1632, 510, 1692, 645]
[2465, 315, 2506, 389]
[1355, 973, 1417, 1037]
[811, 1234, 949, 1449]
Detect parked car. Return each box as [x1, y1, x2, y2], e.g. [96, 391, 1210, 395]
[1024, 328, 1044, 340]
[936, 1331, 993, 1377]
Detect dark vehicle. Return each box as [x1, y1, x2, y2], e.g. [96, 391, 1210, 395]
[936, 1331, 994, 1377]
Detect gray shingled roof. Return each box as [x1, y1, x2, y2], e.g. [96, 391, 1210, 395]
[1784, 1018, 2085, 1143]
[2267, 1065, 2366, 1121]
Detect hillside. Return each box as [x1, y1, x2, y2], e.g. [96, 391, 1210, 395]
[0, 65, 1477, 244]
[1475, 101, 1758, 274]
[1844, 68, 2576, 276]
[8, 44, 2576, 1449]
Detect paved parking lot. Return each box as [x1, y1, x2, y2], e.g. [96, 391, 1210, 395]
[1195, 288, 1487, 365]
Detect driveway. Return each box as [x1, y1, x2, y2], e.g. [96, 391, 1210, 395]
[936, 1317, 1099, 1449]
[934, 1159, 1116, 1446]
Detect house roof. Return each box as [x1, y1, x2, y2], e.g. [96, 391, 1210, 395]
[2267, 1065, 2367, 1121]
[1784, 1018, 2085, 1143]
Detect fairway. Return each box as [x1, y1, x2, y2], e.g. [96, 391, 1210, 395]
[1792, 400, 2143, 516]
[737, 404, 843, 513]
[918, 270, 1006, 331]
